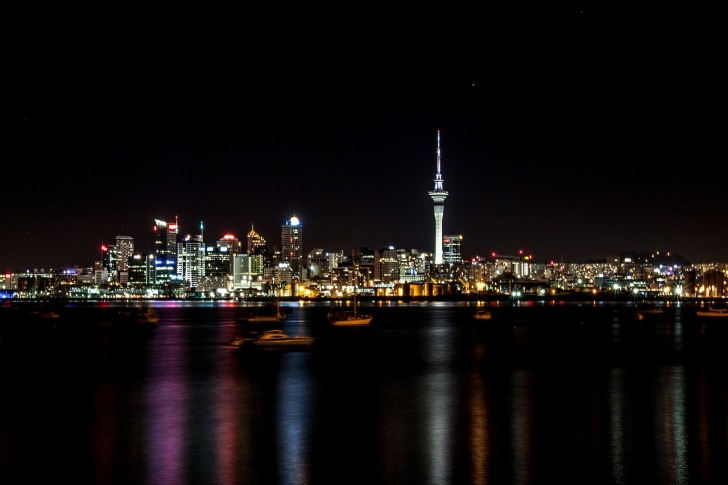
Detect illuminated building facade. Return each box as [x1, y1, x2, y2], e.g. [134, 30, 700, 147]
[178, 233, 205, 289]
[205, 234, 239, 278]
[128, 254, 153, 286]
[100, 243, 114, 283]
[281, 216, 303, 282]
[247, 224, 266, 254]
[375, 246, 400, 283]
[153, 218, 178, 285]
[443, 235, 462, 265]
[115, 235, 134, 284]
[428, 130, 448, 265]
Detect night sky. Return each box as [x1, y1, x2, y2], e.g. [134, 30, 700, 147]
[5, 7, 725, 272]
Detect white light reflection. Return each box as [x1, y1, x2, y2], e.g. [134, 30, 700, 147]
[656, 366, 688, 484]
[510, 369, 534, 485]
[277, 353, 313, 484]
[144, 354, 187, 485]
[468, 367, 488, 485]
[423, 324, 455, 484]
[608, 367, 626, 484]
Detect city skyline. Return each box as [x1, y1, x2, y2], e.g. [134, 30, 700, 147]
[6, 8, 725, 271]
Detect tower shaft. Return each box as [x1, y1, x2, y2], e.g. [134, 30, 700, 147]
[428, 130, 448, 265]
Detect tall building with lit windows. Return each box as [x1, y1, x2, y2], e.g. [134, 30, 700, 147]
[443, 235, 462, 265]
[247, 224, 266, 254]
[153, 218, 178, 285]
[428, 130, 448, 265]
[178, 233, 205, 289]
[115, 235, 134, 284]
[281, 215, 303, 282]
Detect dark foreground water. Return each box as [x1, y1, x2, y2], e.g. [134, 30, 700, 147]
[1, 300, 727, 485]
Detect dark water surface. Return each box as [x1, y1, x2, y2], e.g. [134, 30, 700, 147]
[1, 300, 727, 484]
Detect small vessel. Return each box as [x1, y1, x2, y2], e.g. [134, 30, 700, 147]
[635, 306, 665, 320]
[238, 298, 286, 323]
[329, 292, 372, 326]
[473, 309, 492, 320]
[135, 307, 159, 324]
[37, 311, 61, 319]
[695, 306, 728, 318]
[240, 313, 286, 323]
[229, 335, 249, 347]
[251, 329, 314, 349]
[232, 329, 314, 349]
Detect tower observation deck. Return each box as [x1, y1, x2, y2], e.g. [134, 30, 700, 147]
[428, 130, 448, 265]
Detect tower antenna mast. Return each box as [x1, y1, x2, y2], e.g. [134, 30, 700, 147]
[428, 129, 449, 265]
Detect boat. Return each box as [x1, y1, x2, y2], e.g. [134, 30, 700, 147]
[635, 307, 665, 320]
[328, 292, 372, 326]
[695, 306, 728, 318]
[36, 311, 61, 319]
[473, 309, 492, 320]
[135, 308, 159, 324]
[229, 335, 250, 347]
[231, 329, 314, 349]
[241, 313, 286, 323]
[237, 299, 286, 323]
[328, 311, 373, 326]
[252, 329, 314, 349]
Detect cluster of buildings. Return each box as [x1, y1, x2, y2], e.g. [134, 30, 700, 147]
[2, 131, 726, 300]
[2, 216, 725, 300]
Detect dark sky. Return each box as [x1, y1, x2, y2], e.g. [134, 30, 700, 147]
[5, 7, 726, 272]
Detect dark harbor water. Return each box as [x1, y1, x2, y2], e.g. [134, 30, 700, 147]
[1, 300, 727, 485]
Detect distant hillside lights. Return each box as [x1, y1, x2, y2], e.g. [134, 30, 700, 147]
[3, 254, 727, 300]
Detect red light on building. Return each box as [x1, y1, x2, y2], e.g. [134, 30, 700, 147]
[101, 245, 108, 252]
[223, 234, 235, 240]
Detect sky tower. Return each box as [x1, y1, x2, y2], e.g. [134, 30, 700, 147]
[428, 130, 448, 265]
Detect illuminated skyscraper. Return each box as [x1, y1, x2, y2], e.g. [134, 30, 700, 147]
[153, 218, 178, 285]
[281, 215, 303, 282]
[247, 224, 266, 254]
[428, 130, 448, 265]
[177, 224, 205, 289]
[115, 235, 134, 284]
[443, 234, 462, 265]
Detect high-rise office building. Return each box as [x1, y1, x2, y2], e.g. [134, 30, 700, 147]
[443, 235, 463, 265]
[115, 235, 134, 284]
[375, 246, 400, 282]
[153, 218, 178, 285]
[99, 243, 114, 283]
[205, 233, 239, 279]
[281, 216, 303, 282]
[428, 130, 448, 265]
[178, 233, 205, 289]
[247, 224, 266, 254]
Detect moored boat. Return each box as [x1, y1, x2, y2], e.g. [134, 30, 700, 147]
[231, 329, 314, 349]
[473, 309, 492, 320]
[238, 298, 286, 323]
[328, 311, 373, 326]
[136, 308, 159, 324]
[695, 306, 728, 318]
[328, 288, 372, 326]
[251, 330, 314, 348]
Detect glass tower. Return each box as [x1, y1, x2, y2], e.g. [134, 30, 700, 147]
[281, 216, 303, 282]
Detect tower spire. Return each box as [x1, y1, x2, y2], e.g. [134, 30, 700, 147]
[428, 129, 449, 265]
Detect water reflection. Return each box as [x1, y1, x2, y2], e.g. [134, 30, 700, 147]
[1, 301, 727, 484]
